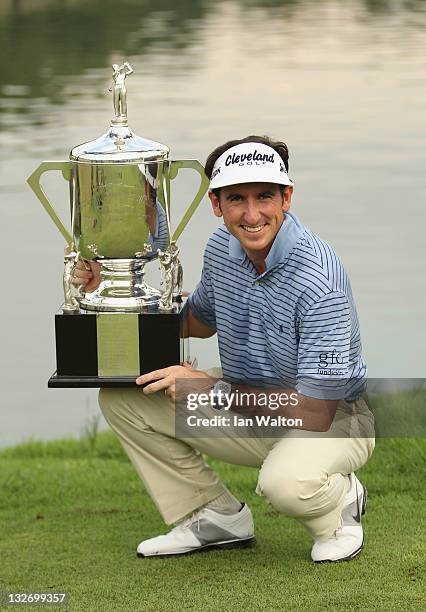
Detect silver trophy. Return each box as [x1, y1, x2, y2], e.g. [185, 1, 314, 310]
[27, 63, 209, 385]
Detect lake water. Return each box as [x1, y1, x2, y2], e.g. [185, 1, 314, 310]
[1, 0, 425, 446]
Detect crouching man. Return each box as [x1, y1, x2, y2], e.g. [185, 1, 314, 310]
[78, 135, 375, 563]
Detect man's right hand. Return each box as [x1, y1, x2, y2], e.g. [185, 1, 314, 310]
[72, 259, 101, 293]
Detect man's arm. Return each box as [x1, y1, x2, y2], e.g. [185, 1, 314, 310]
[223, 383, 339, 432]
[138, 365, 338, 432]
[182, 306, 216, 338]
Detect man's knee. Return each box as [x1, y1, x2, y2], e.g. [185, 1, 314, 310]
[98, 388, 143, 425]
[258, 467, 325, 518]
[98, 388, 122, 420]
[98, 387, 171, 431]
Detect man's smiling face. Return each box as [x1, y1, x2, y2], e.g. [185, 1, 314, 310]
[209, 182, 293, 262]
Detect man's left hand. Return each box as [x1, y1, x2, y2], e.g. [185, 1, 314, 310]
[136, 363, 214, 401]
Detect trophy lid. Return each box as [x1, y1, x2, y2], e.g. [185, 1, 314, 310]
[70, 62, 169, 164]
[70, 126, 169, 164]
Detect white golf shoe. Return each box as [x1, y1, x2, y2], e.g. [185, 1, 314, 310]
[311, 473, 368, 563]
[137, 503, 256, 558]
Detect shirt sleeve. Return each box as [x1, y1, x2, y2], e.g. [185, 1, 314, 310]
[186, 258, 217, 330]
[297, 291, 351, 400]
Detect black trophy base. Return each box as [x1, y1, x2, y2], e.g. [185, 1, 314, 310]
[49, 305, 183, 388]
[48, 374, 140, 388]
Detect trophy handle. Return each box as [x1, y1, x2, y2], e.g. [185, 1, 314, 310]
[27, 161, 73, 244]
[169, 159, 210, 242]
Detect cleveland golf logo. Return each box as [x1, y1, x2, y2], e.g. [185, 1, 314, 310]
[225, 149, 275, 167]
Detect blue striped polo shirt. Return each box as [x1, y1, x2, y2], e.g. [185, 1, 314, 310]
[187, 211, 367, 400]
[148, 201, 169, 253]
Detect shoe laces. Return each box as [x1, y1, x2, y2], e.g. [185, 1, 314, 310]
[173, 509, 203, 534]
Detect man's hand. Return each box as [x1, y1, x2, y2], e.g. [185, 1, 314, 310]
[72, 259, 101, 293]
[136, 362, 214, 401]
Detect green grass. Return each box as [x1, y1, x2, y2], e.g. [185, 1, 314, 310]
[368, 388, 426, 437]
[0, 430, 425, 611]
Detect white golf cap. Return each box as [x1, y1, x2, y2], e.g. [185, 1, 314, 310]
[209, 142, 293, 190]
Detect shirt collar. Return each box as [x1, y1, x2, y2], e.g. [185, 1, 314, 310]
[228, 211, 305, 272]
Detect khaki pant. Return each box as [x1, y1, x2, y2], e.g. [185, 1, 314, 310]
[99, 387, 375, 540]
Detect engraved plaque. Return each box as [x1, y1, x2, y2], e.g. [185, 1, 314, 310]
[96, 313, 140, 376]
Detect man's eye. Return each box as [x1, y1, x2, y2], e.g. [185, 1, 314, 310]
[229, 195, 242, 202]
[259, 193, 272, 200]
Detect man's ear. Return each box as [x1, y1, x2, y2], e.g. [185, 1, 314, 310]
[281, 185, 293, 213]
[208, 190, 223, 218]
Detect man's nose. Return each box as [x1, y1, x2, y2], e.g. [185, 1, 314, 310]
[243, 200, 261, 225]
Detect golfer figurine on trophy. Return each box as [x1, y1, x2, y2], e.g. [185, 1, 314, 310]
[109, 62, 134, 121]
